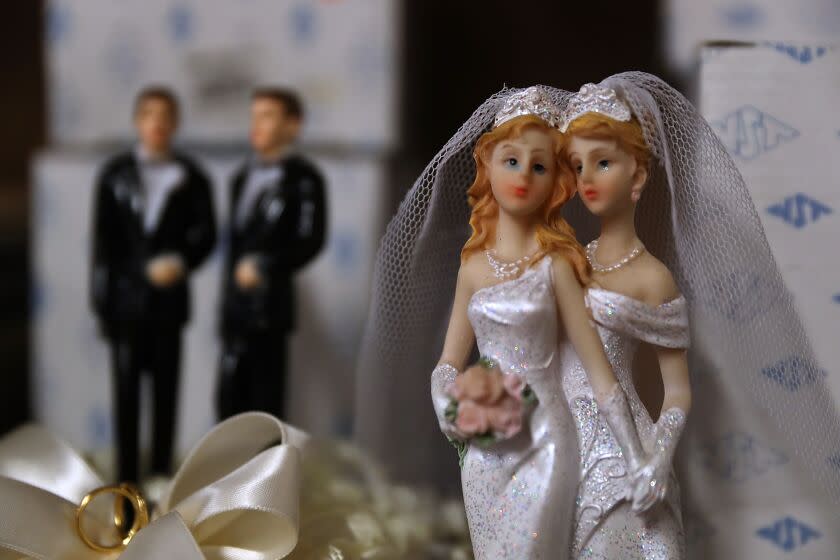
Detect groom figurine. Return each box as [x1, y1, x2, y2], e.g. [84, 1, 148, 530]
[217, 87, 327, 421]
[90, 86, 217, 485]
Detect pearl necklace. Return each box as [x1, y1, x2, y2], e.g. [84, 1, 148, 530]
[586, 239, 645, 273]
[485, 249, 532, 280]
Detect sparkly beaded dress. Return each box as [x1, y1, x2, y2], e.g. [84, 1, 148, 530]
[564, 288, 689, 559]
[460, 255, 578, 559]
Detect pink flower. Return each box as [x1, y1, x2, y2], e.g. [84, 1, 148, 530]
[485, 403, 522, 439]
[483, 370, 506, 405]
[503, 374, 526, 400]
[455, 400, 489, 435]
[455, 365, 503, 404]
[486, 395, 524, 438]
[500, 413, 522, 439]
[453, 366, 488, 403]
[454, 363, 507, 405]
[500, 394, 523, 414]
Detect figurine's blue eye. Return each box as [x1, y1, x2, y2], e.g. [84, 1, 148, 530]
[533, 163, 546, 175]
[598, 160, 610, 170]
[505, 157, 519, 168]
[574, 164, 583, 175]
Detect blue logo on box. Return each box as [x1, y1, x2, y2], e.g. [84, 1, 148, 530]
[761, 355, 826, 391]
[103, 32, 144, 91]
[290, 4, 317, 44]
[701, 431, 787, 482]
[766, 193, 832, 229]
[46, 2, 71, 45]
[167, 4, 194, 44]
[768, 42, 829, 64]
[757, 517, 821, 551]
[87, 405, 112, 447]
[711, 106, 799, 160]
[722, 4, 763, 28]
[332, 231, 360, 272]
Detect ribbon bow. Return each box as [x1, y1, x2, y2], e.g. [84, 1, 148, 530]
[0, 412, 308, 559]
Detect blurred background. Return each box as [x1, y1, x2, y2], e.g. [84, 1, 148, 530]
[1, 1, 839, 557]
[0, 0, 671, 455]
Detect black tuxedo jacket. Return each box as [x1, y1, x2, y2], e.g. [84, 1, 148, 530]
[90, 151, 217, 332]
[220, 154, 327, 336]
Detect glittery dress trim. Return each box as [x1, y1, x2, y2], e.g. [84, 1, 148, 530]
[586, 288, 690, 349]
[431, 363, 462, 439]
[461, 256, 578, 558]
[565, 288, 689, 558]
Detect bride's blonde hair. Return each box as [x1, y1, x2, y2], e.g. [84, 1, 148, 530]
[461, 115, 590, 285]
[563, 113, 651, 175]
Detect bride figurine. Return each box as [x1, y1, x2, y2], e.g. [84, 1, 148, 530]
[559, 73, 840, 558]
[560, 82, 689, 558]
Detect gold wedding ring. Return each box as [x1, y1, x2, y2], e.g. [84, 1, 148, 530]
[75, 483, 149, 552]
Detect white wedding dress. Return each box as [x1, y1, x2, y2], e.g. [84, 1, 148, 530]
[457, 256, 578, 559]
[564, 288, 689, 558]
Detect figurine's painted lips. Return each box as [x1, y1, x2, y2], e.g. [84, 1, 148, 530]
[513, 186, 529, 198]
[583, 188, 598, 200]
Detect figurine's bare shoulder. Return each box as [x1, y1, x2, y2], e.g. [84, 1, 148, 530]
[549, 253, 581, 289]
[635, 253, 680, 305]
[458, 251, 488, 294]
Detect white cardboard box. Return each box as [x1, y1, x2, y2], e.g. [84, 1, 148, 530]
[45, 0, 400, 148]
[663, 0, 840, 81]
[692, 41, 840, 558]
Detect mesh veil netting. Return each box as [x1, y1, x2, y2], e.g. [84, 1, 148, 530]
[354, 73, 840, 517]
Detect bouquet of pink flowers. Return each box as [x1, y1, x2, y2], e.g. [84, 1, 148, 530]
[444, 358, 538, 451]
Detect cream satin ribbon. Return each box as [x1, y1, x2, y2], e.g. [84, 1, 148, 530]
[0, 412, 309, 560]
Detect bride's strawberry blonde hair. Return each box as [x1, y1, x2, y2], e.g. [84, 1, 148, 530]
[563, 113, 651, 177]
[461, 115, 590, 284]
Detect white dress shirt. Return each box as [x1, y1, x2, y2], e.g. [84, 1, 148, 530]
[135, 146, 185, 234]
